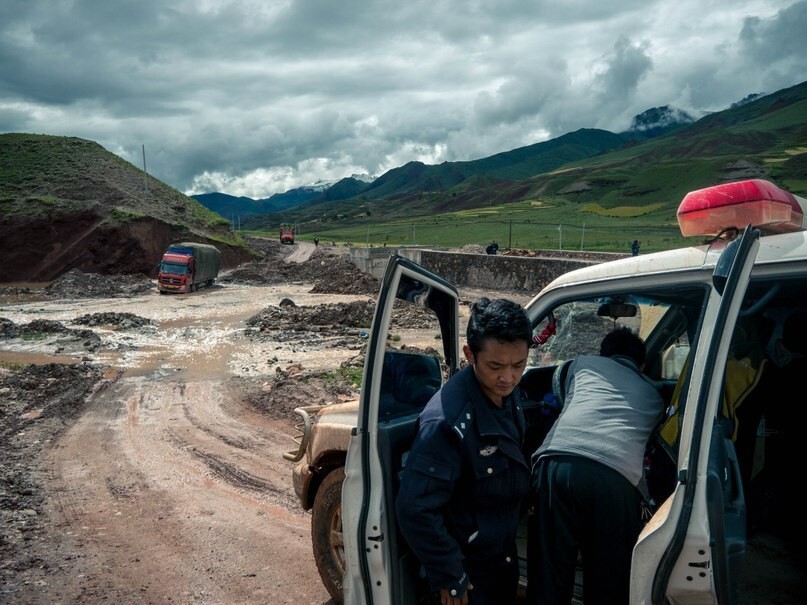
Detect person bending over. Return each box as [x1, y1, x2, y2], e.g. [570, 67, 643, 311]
[528, 326, 664, 605]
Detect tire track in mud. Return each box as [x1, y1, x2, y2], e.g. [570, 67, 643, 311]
[181, 400, 260, 451]
[45, 373, 327, 604]
[151, 379, 302, 510]
[190, 449, 284, 496]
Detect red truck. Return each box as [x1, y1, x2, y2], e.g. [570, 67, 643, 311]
[279, 224, 295, 244]
[157, 242, 221, 294]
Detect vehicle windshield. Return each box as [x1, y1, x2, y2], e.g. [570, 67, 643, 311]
[529, 289, 704, 382]
[160, 261, 189, 275]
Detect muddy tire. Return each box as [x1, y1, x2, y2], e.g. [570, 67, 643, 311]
[312, 467, 345, 605]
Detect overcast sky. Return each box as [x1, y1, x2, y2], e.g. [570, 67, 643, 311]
[1, 1, 805, 199]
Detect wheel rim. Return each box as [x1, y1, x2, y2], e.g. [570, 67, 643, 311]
[329, 504, 345, 573]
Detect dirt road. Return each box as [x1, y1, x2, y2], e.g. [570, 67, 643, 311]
[0, 241, 532, 605]
[283, 241, 316, 264]
[0, 253, 377, 604]
[44, 376, 327, 604]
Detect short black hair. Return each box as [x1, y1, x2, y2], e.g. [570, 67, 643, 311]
[466, 297, 532, 355]
[599, 326, 646, 366]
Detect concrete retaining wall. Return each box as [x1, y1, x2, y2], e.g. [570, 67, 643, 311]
[349, 247, 627, 293]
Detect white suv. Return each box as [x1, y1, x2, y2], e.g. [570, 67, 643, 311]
[297, 178, 807, 604]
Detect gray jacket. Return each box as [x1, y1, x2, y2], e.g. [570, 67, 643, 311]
[533, 354, 664, 498]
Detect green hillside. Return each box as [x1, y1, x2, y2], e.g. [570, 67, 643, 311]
[244, 80, 807, 254]
[1, 79, 805, 280]
[0, 134, 254, 281]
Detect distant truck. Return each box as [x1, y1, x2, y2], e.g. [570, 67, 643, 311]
[157, 242, 221, 294]
[279, 223, 295, 244]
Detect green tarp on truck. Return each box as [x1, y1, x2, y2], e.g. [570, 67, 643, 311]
[157, 242, 221, 294]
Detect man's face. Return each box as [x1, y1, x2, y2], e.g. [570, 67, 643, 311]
[464, 338, 529, 406]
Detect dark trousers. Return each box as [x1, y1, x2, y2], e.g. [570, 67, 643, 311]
[431, 550, 519, 605]
[527, 455, 642, 605]
[467, 550, 519, 605]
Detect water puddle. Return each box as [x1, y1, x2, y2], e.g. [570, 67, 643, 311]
[0, 350, 81, 368]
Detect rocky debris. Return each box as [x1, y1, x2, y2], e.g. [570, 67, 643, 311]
[0, 363, 104, 430]
[391, 299, 442, 329]
[0, 286, 34, 297]
[307, 254, 380, 295]
[0, 317, 19, 338]
[220, 247, 380, 296]
[0, 318, 103, 352]
[246, 300, 376, 333]
[0, 363, 105, 573]
[71, 312, 155, 329]
[450, 244, 487, 254]
[242, 235, 285, 259]
[44, 268, 155, 299]
[246, 298, 439, 337]
[238, 340, 444, 425]
[502, 248, 625, 262]
[240, 374, 359, 422]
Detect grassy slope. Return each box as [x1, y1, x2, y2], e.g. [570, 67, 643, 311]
[0, 134, 257, 280]
[244, 82, 807, 253]
[0, 133, 242, 247]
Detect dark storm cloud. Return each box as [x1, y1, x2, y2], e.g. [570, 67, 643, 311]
[0, 0, 803, 197]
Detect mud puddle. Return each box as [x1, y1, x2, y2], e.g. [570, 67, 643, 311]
[0, 350, 81, 367]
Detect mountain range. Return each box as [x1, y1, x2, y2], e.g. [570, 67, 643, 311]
[1, 80, 804, 282]
[192, 102, 705, 219]
[205, 80, 805, 240]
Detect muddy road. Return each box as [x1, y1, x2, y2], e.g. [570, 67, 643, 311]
[0, 241, 529, 605]
[0, 283, 365, 604]
[0, 243, 377, 605]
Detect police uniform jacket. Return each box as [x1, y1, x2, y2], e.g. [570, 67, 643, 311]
[395, 365, 530, 594]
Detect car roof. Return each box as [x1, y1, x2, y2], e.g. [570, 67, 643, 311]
[539, 230, 807, 294]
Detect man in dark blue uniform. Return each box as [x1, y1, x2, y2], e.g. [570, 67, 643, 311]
[396, 298, 533, 605]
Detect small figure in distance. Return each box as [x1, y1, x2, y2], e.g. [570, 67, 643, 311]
[314, 237, 319, 247]
[631, 240, 640, 256]
[485, 241, 499, 255]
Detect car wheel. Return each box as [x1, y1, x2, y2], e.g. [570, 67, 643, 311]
[312, 467, 345, 605]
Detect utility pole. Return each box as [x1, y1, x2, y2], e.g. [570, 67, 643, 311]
[580, 222, 585, 251]
[142, 144, 149, 194]
[558, 224, 563, 250]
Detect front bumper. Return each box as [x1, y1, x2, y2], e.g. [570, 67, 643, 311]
[292, 460, 314, 509]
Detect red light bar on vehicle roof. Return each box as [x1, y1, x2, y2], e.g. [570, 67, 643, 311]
[677, 179, 806, 237]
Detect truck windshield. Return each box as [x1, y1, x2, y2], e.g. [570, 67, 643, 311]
[160, 262, 189, 275]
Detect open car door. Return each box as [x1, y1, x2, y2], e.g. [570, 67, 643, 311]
[342, 255, 461, 605]
[632, 226, 760, 604]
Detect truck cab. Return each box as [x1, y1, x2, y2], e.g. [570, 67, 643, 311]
[157, 242, 221, 294]
[280, 224, 296, 244]
[288, 179, 807, 604]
